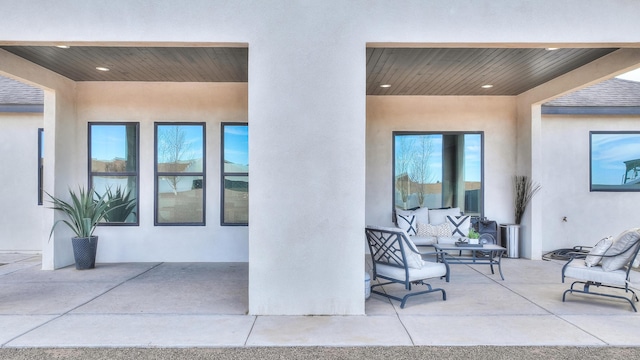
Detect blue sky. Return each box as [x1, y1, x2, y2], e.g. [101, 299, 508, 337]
[91, 125, 129, 161]
[224, 125, 249, 166]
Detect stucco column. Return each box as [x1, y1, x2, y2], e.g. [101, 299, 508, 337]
[515, 102, 543, 260]
[247, 29, 366, 314]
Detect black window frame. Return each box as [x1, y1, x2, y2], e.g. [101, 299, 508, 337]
[392, 131, 485, 217]
[154, 122, 206, 226]
[221, 122, 249, 226]
[88, 122, 140, 226]
[37, 128, 44, 205]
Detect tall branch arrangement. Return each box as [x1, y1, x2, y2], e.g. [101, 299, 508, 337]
[513, 175, 541, 225]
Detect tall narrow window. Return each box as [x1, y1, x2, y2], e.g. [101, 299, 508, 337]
[155, 123, 205, 225]
[37, 128, 44, 205]
[393, 132, 483, 216]
[221, 123, 248, 225]
[89, 123, 139, 225]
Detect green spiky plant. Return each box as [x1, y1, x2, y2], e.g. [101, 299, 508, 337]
[47, 186, 121, 239]
[102, 186, 137, 223]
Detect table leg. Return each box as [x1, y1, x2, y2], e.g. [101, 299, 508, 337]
[496, 250, 505, 280]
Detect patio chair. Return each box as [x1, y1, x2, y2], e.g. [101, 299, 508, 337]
[561, 228, 640, 312]
[365, 225, 448, 308]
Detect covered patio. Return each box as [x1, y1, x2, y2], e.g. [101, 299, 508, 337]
[1, 254, 638, 348]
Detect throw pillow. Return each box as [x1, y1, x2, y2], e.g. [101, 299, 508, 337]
[601, 228, 640, 271]
[396, 214, 417, 236]
[401, 233, 425, 269]
[418, 222, 451, 237]
[584, 236, 613, 267]
[446, 215, 471, 237]
[396, 207, 429, 225]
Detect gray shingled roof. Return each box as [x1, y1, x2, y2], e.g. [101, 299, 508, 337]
[0, 76, 44, 105]
[0, 75, 43, 105]
[544, 78, 640, 107]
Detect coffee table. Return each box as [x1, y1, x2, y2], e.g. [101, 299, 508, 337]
[433, 243, 506, 280]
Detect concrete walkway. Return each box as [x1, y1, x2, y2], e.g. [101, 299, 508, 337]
[1, 253, 639, 348]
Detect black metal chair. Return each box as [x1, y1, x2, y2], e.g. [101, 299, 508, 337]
[562, 229, 640, 312]
[365, 225, 448, 308]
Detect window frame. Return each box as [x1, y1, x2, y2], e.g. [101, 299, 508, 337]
[88, 122, 140, 226]
[37, 128, 44, 205]
[392, 131, 485, 217]
[221, 122, 249, 226]
[154, 122, 206, 226]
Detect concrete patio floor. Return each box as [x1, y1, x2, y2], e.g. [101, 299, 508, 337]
[1, 253, 639, 348]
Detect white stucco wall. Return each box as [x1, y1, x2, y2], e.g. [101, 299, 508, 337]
[0, 113, 43, 252]
[1, 0, 640, 315]
[75, 82, 248, 262]
[541, 114, 640, 252]
[366, 96, 517, 228]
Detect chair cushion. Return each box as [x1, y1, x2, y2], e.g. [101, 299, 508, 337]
[584, 236, 613, 267]
[564, 259, 630, 286]
[446, 215, 471, 237]
[396, 214, 417, 236]
[396, 207, 429, 226]
[601, 229, 640, 271]
[417, 222, 451, 237]
[411, 235, 437, 246]
[428, 207, 461, 225]
[401, 234, 426, 269]
[376, 261, 447, 282]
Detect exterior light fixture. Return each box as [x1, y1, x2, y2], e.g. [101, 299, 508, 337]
[481, 84, 493, 89]
[380, 84, 391, 88]
[545, 47, 559, 51]
[55, 45, 70, 49]
[95, 67, 110, 72]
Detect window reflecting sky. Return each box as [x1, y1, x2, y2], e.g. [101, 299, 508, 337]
[224, 125, 248, 166]
[91, 125, 128, 161]
[394, 134, 481, 182]
[592, 133, 640, 185]
[157, 125, 204, 163]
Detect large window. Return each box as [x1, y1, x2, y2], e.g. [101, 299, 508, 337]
[155, 123, 205, 225]
[393, 132, 483, 216]
[221, 123, 248, 225]
[590, 131, 640, 191]
[89, 123, 139, 225]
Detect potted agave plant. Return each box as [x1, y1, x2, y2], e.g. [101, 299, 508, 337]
[48, 186, 125, 270]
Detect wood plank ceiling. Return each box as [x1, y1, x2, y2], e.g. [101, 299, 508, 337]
[1, 45, 617, 95]
[366, 48, 617, 95]
[0, 46, 248, 82]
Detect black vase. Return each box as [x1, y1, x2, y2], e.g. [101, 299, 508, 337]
[72, 236, 98, 270]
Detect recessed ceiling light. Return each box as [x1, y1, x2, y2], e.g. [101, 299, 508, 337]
[545, 47, 559, 51]
[95, 67, 110, 72]
[481, 84, 493, 89]
[380, 84, 391, 88]
[55, 45, 70, 49]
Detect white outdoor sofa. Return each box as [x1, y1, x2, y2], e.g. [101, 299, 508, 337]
[394, 207, 475, 246]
